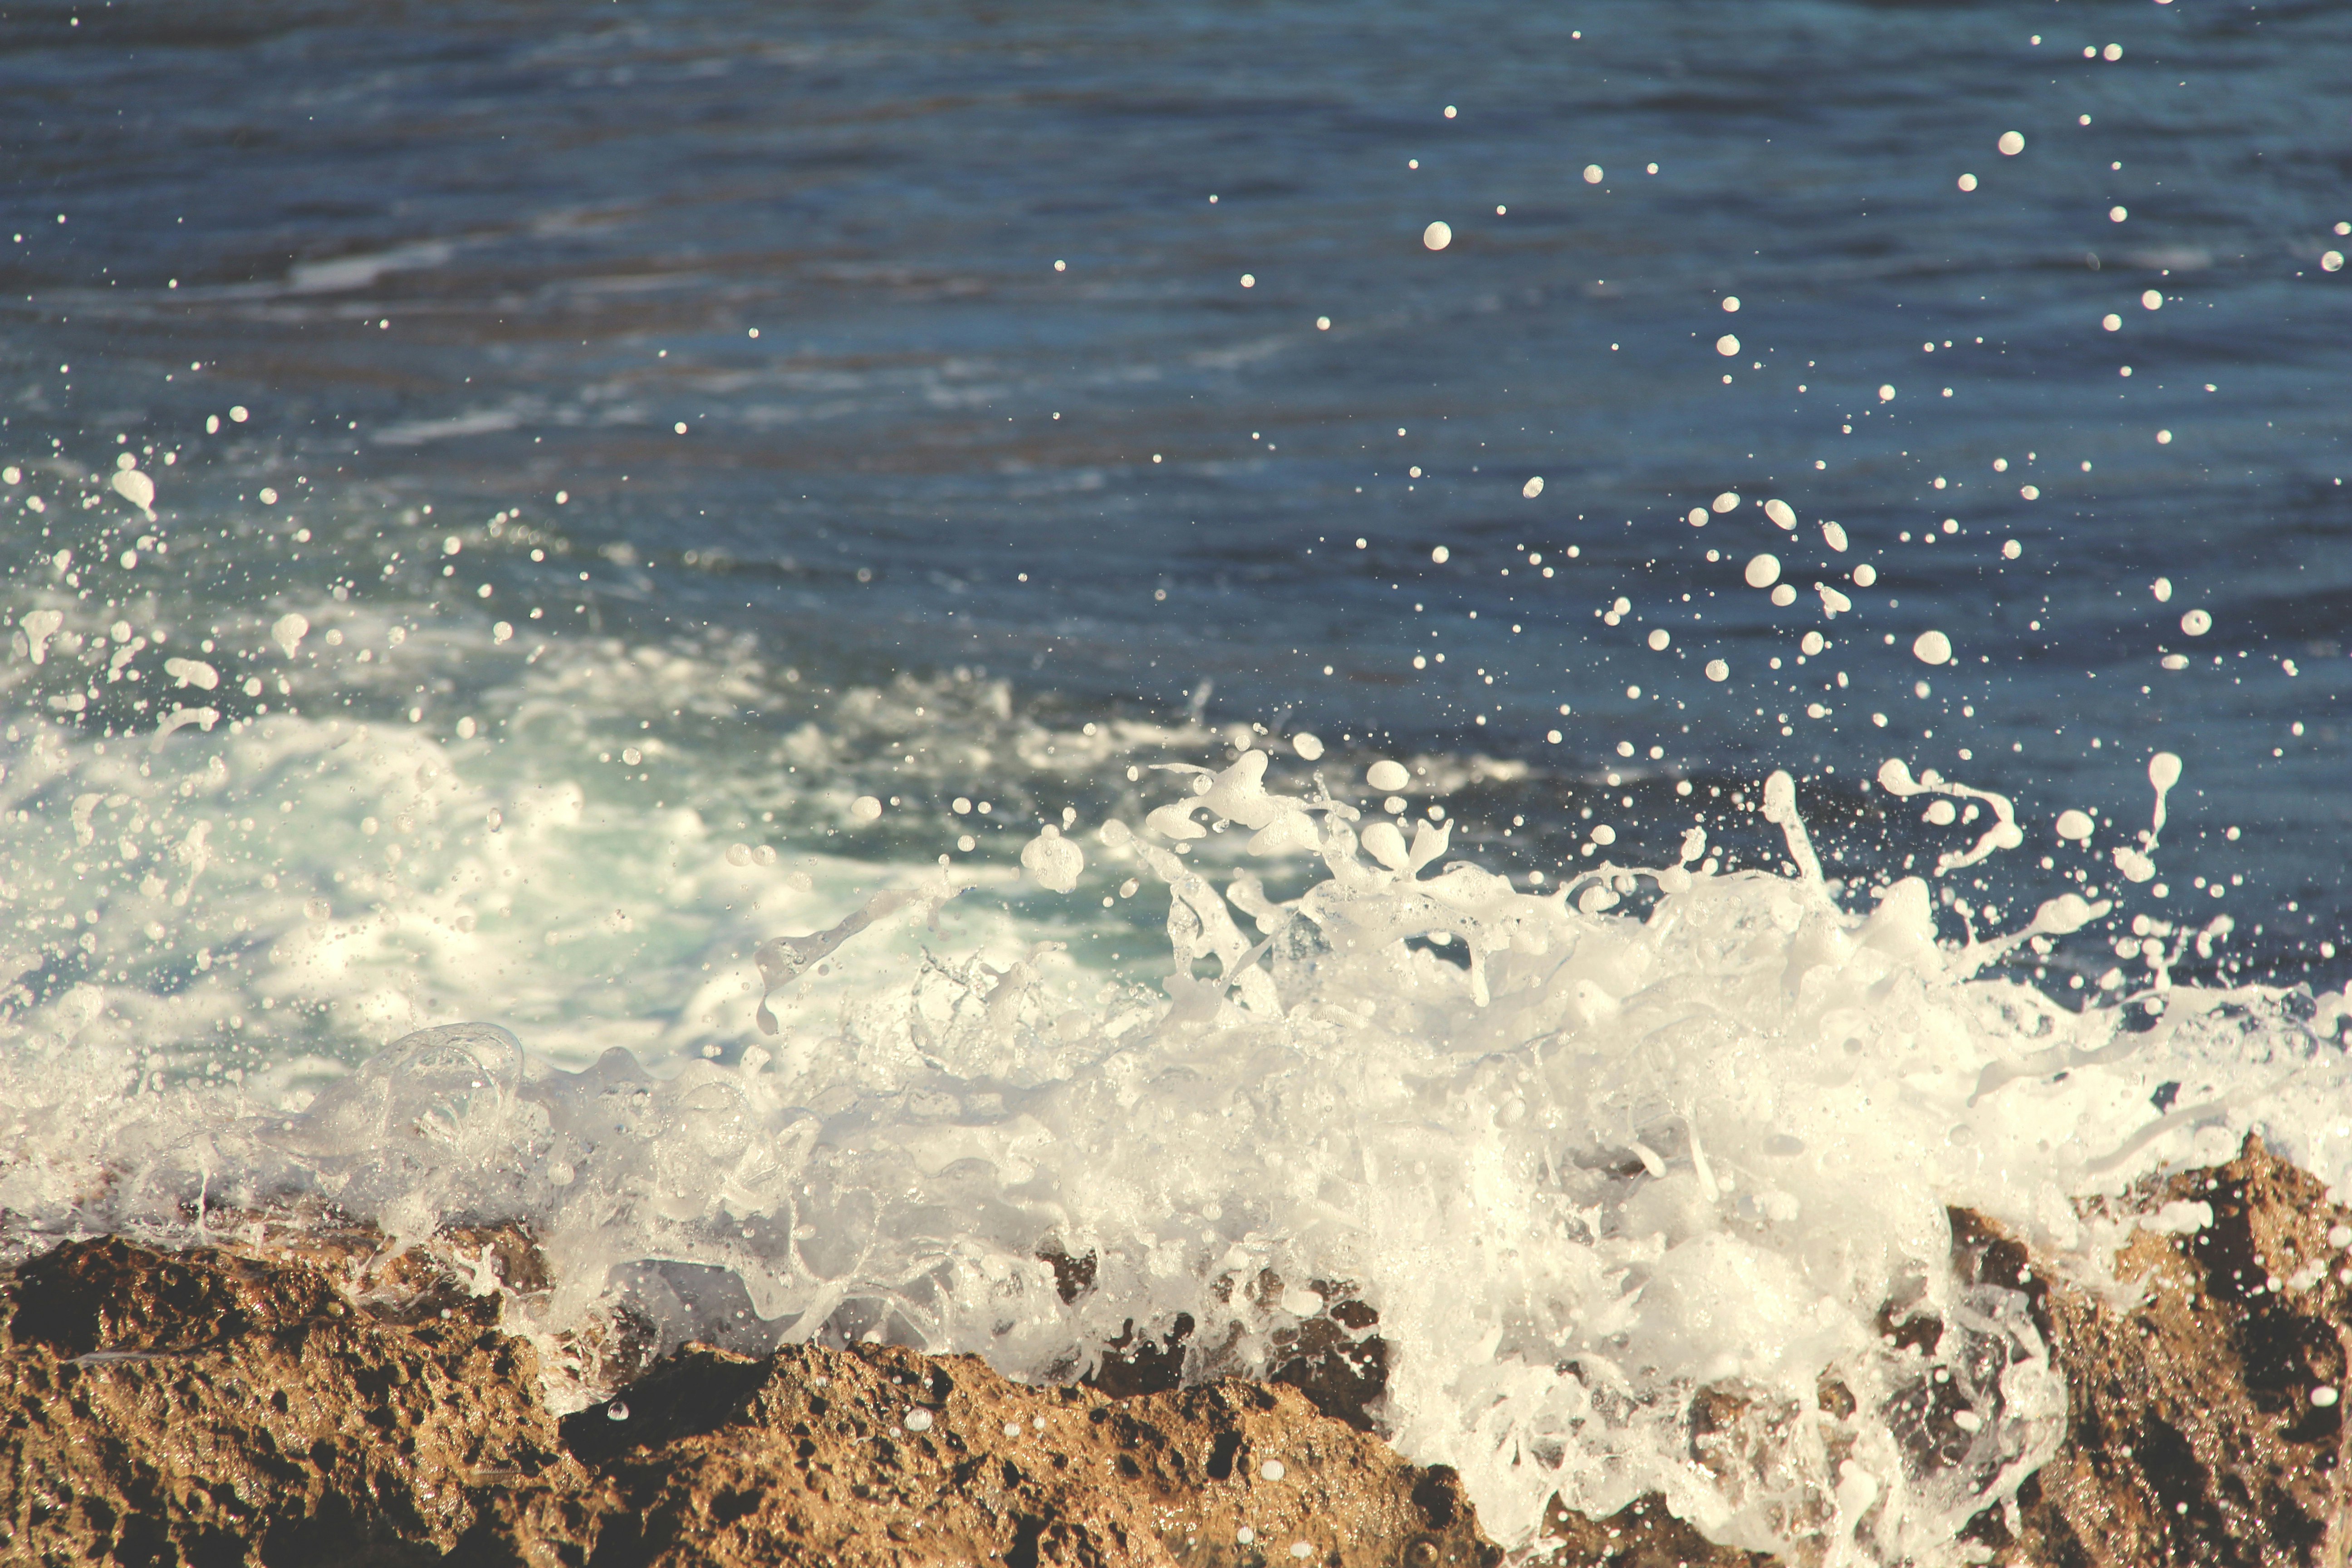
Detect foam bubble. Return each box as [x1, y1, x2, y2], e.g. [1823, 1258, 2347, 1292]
[1716, 334, 1740, 357]
[1522, 476, 1544, 499]
[1764, 499, 1796, 530]
[1912, 630, 1952, 665]
[2180, 609, 2212, 637]
[1744, 554, 1781, 589]
[1291, 732, 1325, 761]
[1998, 131, 2025, 155]
[1367, 759, 1410, 792]
[1422, 222, 1453, 251]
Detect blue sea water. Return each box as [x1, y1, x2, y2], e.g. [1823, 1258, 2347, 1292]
[2, 3, 2351, 1553]
[5, 0, 2346, 977]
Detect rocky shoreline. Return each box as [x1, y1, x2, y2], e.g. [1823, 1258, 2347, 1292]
[3, 1137, 2345, 1566]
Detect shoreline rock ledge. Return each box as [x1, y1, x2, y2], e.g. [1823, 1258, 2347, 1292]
[2, 1137, 2346, 1566]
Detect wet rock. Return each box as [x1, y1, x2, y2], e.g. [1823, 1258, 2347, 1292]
[524, 1340, 1502, 1568]
[1990, 1136, 2351, 1568]
[0, 1237, 1499, 1567]
[0, 1236, 579, 1566]
[1543, 1492, 1773, 1568]
[7, 1137, 2347, 1566]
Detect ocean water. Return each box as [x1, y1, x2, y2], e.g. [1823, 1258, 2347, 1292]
[4, 1, 2351, 1559]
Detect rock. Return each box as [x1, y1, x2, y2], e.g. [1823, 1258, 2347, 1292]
[0, 1237, 1498, 1567]
[532, 1341, 1499, 1567]
[6, 1136, 2347, 1566]
[0, 1235, 579, 1565]
[1987, 1136, 2351, 1568]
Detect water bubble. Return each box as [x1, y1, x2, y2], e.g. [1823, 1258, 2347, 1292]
[109, 467, 156, 514]
[1744, 554, 1782, 589]
[1367, 760, 1411, 792]
[1877, 384, 1896, 402]
[1422, 222, 1453, 251]
[1715, 334, 1740, 357]
[1763, 499, 1795, 530]
[1710, 492, 1740, 514]
[1687, 509, 1708, 526]
[1771, 584, 1797, 607]
[2056, 810, 2096, 842]
[2180, 609, 2212, 637]
[849, 795, 883, 823]
[1821, 521, 1848, 552]
[1705, 659, 1730, 681]
[1646, 628, 1671, 650]
[1722, 296, 1740, 313]
[1998, 131, 2025, 156]
[1582, 164, 1603, 184]
[1957, 173, 1979, 192]
[1430, 545, 1450, 564]
[1912, 630, 1953, 665]
[2141, 290, 2163, 310]
[271, 614, 310, 658]
[1291, 732, 1325, 761]
[2002, 540, 2022, 559]
[1020, 824, 1084, 892]
[1800, 631, 1825, 656]
[904, 1409, 935, 1432]
[2102, 314, 2122, 332]
[606, 1401, 630, 1421]
[2151, 578, 2173, 603]
[2149, 751, 2183, 790]
[1261, 1460, 1287, 1481]
[1522, 476, 1544, 499]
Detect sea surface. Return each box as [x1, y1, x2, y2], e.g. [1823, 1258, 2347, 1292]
[4, 1, 2350, 1559]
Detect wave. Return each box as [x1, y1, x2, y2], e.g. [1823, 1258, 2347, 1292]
[3, 710, 2344, 1563]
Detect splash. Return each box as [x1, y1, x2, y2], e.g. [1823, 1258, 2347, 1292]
[4, 726, 2345, 1566]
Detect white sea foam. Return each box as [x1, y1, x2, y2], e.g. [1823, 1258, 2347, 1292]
[2, 656, 2346, 1564]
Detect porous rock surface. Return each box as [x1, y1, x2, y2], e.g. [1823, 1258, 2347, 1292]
[1989, 1136, 2351, 1568]
[2, 1136, 2347, 1566]
[0, 1235, 575, 1565]
[0, 1236, 1496, 1566]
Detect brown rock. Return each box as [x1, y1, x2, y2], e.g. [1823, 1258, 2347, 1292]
[1988, 1136, 2351, 1568]
[528, 1340, 1498, 1568]
[0, 1238, 1498, 1566]
[9, 1136, 2348, 1567]
[0, 1235, 580, 1565]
